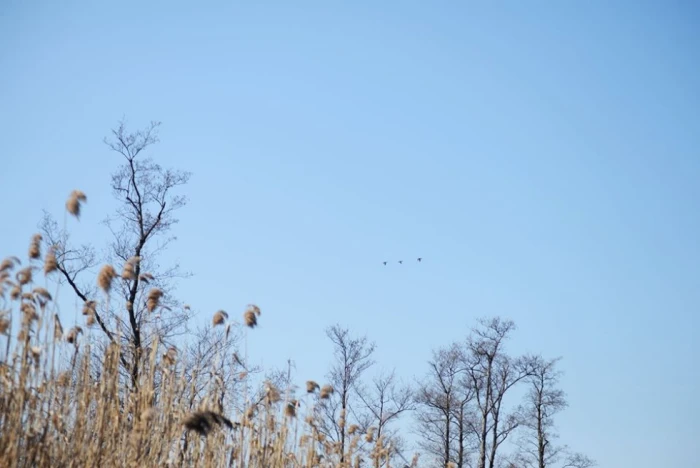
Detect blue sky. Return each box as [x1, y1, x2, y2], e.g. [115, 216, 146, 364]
[1, 1, 699, 466]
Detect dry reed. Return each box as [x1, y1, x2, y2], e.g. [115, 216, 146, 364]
[0, 191, 414, 468]
[97, 264, 117, 293]
[121, 256, 140, 280]
[146, 288, 164, 312]
[43, 248, 57, 275]
[65, 189, 87, 218]
[28, 234, 42, 260]
[212, 310, 228, 326]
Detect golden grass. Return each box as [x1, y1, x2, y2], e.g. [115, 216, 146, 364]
[0, 192, 418, 468]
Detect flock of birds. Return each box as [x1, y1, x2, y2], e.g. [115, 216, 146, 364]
[383, 257, 422, 265]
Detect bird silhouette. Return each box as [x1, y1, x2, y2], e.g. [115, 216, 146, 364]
[383, 261, 387, 266]
[417, 257, 422, 262]
[398, 260, 403, 264]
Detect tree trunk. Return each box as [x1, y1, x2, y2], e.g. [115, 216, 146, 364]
[537, 400, 545, 468]
[444, 404, 451, 468]
[457, 404, 465, 468]
[478, 361, 493, 468]
[488, 406, 499, 468]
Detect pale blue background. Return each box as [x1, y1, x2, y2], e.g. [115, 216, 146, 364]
[1, 1, 699, 466]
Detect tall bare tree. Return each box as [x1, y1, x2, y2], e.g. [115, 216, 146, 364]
[452, 365, 477, 468]
[516, 356, 567, 468]
[463, 317, 535, 468]
[357, 368, 414, 466]
[515, 356, 596, 468]
[40, 120, 192, 387]
[316, 324, 376, 464]
[414, 343, 466, 468]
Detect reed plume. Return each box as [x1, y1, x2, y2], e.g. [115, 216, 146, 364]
[146, 288, 164, 312]
[97, 265, 117, 293]
[43, 247, 58, 274]
[212, 309, 228, 326]
[28, 233, 42, 260]
[66, 189, 87, 218]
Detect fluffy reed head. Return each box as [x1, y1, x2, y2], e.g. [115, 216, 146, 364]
[28, 234, 42, 260]
[264, 381, 282, 405]
[43, 247, 57, 275]
[33, 287, 52, 307]
[247, 304, 261, 316]
[0, 257, 16, 273]
[320, 384, 334, 399]
[285, 401, 298, 418]
[82, 300, 97, 316]
[65, 326, 83, 344]
[243, 310, 258, 328]
[97, 265, 117, 293]
[212, 310, 228, 326]
[306, 380, 320, 393]
[16, 266, 34, 286]
[66, 190, 87, 218]
[163, 346, 177, 366]
[121, 256, 140, 280]
[146, 288, 164, 312]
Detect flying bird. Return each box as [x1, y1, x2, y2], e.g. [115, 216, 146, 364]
[417, 257, 422, 262]
[398, 260, 403, 264]
[383, 261, 387, 266]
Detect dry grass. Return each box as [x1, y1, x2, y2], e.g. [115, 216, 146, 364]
[0, 195, 418, 468]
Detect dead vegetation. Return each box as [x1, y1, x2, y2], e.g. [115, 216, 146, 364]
[0, 192, 415, 468]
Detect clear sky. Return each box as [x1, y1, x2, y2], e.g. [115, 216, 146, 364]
[1, 1, 699, 466]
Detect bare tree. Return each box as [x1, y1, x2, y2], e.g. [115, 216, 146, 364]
[357, 368, 414, 466]
[463, 317, 535, 468]
[515, 356, 567, 468]
[40, 119, 192, 388]
[180, 323, 246, 414]
[414, 318, 587, 468]
[515, 356, 596, 468]
[452, 366, 477, 468]
[316, 324, 376, 464]
[414, 343, 465, 468]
